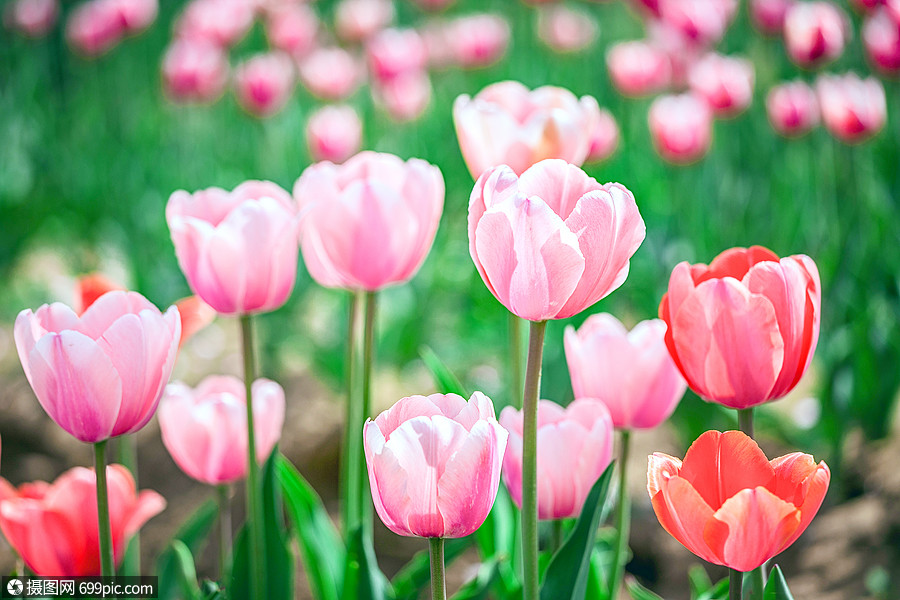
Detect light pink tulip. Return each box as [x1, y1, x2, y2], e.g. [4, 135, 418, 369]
[648, 93, 713, 165]
[66, 0, 123, 56]
[500, 399, 613, 520]
[364, 392, 508, 538]
[14, 291, 181, 443]
[657, 0, 737, 47]
[265, 3, 318, 58]
[863, 8, 900, 74]
[766, 81, 820, 137]
[366, 28, 428, 82]
[816, 72, 887, 143]
[585, 109, 619, 163]
[159, 376, 285, 485]
[166, 180, 300, 314]
[565, 314, 686, 430]
[175, 0, 254, 48]
[334, 0, 394, 43]
[537, 5, 598, 53]
[444, 14, 510, 68]
[372, 70, 432, 122]
[783, 2, 848, 68]
[162, 39, 229, 103]
[606, 41, 672, 98]
[0, 465, 164, 576]
[660, 246, 821, 410]
[688, 53, 755, 118]
[5, 0, 58, 37]
[468, 160, 645, 322]
[410, 0, 455, 9]
[293, 152, 443, 291]
[750, 0, 794, 35]
[297, 47, 363, 101]
[453, 81, 601, 179]
[233, 52, 295, 118]
[106, 0, 157, 34]
[306, 104, 362, 163]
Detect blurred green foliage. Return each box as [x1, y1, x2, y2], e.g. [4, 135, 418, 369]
[2, 0, 899, 493]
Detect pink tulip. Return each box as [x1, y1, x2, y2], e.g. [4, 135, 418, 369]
[606, 41, 672, 98]
[297, 47, 363, 101]
[444, 14, 510, 68]
[410, 0, 455, 9]
[162, 39, 229, 104]
[364, 392, 508, 538]
[863, 8, 900, 74]
[293, 152, 444, 291]
[649, 430, 829, 572]
[537, 5, 598, 53]
[0, 465, 164, 576]
[585, 108, 619, 163]
[233, 52, 295, 118]
[816, 72, 887, 143]
[453, 81, 601, 179]
[265, 3, 318, 58]
[106, 0, 157, 34]
[657, 0, 737, 47]
[14, 291, 180, 443]
[565, 314, 686, 430]
[66, 0, 123, 56]
[853, 0, 885, 13]
[175, 0, 254, 48]
[659, 246, 821, 410]
[372, 70, 432, 122]
[306, 104, 363, 164]
[334, 0, 394, 43]
[750, 0, 794, 35]
[766, 80, 820, 137]
[366, 28, 428, 82]
[166, 180, 300, 314]
[648, 93, 713, 165]
[688, 53, 755, 118]
[468, 160, 645, 322]
[783, 2, 848, 68]
[500, 399, 612, 520]
[5, 0, 58, 37]
[159, 376, 284, 485]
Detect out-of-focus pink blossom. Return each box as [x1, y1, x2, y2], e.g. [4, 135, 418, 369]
[66, 0, 123, 56]
[162, 39, 229, 103]
[657, 0, 737, 47]
[537, 5, 598, 53]
[297, 47, 363, 100]
[607, 40, 672, 97]
[444, 14, 509, 68]
[852, 0, 885, 14]
[265, 3, 318, 58]
[233, 52, 295, 118]
[5, 0, 58, 37]
[766, 81, 820, 137]
[586, 109, 619, 163]
[366, 28, 427, 82]
[816, 72, 887, 143]
[410, 0, 455, 9]
[107, 0, 157, 34]
[175, 0, 255, 48]
[373, 70, 432, 122]
[783, 2, 849, 68]
[306, 104, 362, 163]
[688, 53, 755, 118]
[864, 8, 900, 73]
[648, 93, 713, 164]
[750, 0, 794, 35]
[335, 0, 394, 43]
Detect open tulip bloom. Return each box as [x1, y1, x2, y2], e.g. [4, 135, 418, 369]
[648, 430, 830, 572]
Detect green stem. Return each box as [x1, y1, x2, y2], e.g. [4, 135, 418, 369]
[217, 484, 232, 581]
[609, 430, 632, 600]
[341, 291, 361, 536]
[360, 291, 377, 532]
[522, 320, 547, 600]
[730, 569, 742, 600]
[738, 408, 754, 439]
[551, 519, 564, 553]
[429, 537, 446, 600]
[240, 315, 265, 599]
[509, 312, 523, 408]
[118, 435, 140, 575]
[93, 440, 115, 577]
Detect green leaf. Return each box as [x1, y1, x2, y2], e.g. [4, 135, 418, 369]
[742, 567, 764, 600]
[763, 566, 795, 600]
[689, 565, 713, 598]
[156, 498, 218, 600]
[229, 450, 295, 599]
[200, 581, 225, 600]
[169, 540, 202, 600]
[391, 537, 472, 600]
[420, 346, 467, 397]
[539, 463, 614, 600]
[277, 454, 345, 600]
[625, 577, 664, 600]
[341, 526, 390, 600]
[696, 578, 729, 600]
[584, 546, 609, 600]
[450, 555, 504, 600]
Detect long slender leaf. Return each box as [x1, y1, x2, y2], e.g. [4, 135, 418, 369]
[420, 346, 468, 397]
[391, 537, 471, 600]
[540, 463, 615, 600]
[156, 499, 218, 600]
[696, 578, 729, 600]
[169, 540, 202, 600]
[450, 556, 504, 600]
[277, 454, 345, 600]
[625, 577, 665, 600]
[763, 566, 795, 600]
[689, 565, 713, 599]
[341, 526, 390, 600]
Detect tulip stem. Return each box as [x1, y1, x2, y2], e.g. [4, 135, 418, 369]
[217, 484, 232, 581]
[522, 319, 547, 600]
[730, 569, 743, 600]
[93, 440, 115, 577]
[118, 435, 140, 575]
[509, 312, 523, 408]
[341, 291, 361, 536]
[429, 537, 446, 600]
[551, 519, 564, 553]
[738, 408, 754, 439]
[361, 291, 377, 533]
[609, 430, 632, 600]
[240, 314, 265, 600]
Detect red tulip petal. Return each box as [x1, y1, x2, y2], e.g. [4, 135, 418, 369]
[699, 245, 780, 283]
[75, 274, 125, 315]
[651, 475, 725, 565]
[773, 457, 830, 552]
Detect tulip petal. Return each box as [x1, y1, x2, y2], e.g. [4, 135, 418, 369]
[770, 454, 830, 552]
[651, 475, 726, 565]
[517, 159, 600, 220]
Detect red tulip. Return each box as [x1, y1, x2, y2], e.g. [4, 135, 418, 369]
[688, 53, 755, 118]
[233, 52, 296, 118]
[306, 104, 362, 163]
[0, 465, 164, 576]
[766, 80, 820, 137]
[659, 246, 821, 410]
[648, 430, 829, 571]
[75, 273, 124, 315]
[816, 72, 887, 143]
[648, 93, 713, 165]
[783, 1, 849, 68]
[173, 296, 216, 348]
